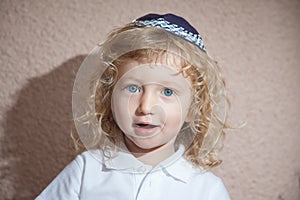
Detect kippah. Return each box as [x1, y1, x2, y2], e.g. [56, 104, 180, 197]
[131, 13, 206, 53]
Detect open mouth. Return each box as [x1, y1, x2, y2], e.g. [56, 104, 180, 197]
[134, 123, 159, 129]
[132, 122, 161, 137]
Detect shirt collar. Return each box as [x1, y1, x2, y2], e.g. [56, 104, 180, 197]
[104, 145, 185, 171]
[103, 145, 203, 183]
[161, 156, 205, 183]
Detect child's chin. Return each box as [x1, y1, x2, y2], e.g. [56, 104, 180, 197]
[129, 138, 163, 151]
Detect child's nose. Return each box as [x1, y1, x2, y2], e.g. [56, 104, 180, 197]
[138, 89, 157, 115]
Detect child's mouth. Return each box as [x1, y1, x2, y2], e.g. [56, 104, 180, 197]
[133, 123, 161, 137]
[134, 123, 159, 129]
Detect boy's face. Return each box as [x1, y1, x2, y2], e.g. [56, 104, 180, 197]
[111, 57, 192, 154]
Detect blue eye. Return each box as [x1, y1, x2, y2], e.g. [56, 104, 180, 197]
[127, 85, 140, 93]
[163, 88, 174, 96]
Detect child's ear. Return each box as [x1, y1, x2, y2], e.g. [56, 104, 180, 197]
[111, 94, 115, 111]
[111, 97, 116, 121]
[185, 107, 194, 122]
[111, 101, 114, 113]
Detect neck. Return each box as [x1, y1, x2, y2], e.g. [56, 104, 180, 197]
[124, 137, 176, 167]
[137, 141, 176, 166]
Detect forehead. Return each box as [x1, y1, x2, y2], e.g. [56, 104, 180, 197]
[116, 56, 192, 88]
[117, 51, 186, 76]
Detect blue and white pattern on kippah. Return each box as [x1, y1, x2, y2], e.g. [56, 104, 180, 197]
[132, 18, 206, 53]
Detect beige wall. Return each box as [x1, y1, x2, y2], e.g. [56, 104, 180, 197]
[0, 0, 299, 199]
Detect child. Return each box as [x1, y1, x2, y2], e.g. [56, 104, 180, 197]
[36, 13, 230, 200]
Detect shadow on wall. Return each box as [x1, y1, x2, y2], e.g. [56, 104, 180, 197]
[1, 55, 86, 200]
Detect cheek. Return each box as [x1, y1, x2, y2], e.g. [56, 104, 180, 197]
[163, 102, 183, 124]
[164, 96, 192, 124]
[128, 95, 139, 113]
[112, 94, 130, 124]
[112, 94, 140, 132]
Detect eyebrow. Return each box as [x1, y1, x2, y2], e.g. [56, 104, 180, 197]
[161, 81, 193, 95]
[119, 76, 190, 90]
[118, 77, 143, 85]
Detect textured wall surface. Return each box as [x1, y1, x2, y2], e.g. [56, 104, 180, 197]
[0, 0, 299, 199]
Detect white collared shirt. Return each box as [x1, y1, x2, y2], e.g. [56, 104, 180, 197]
[36, 146, 230, 200]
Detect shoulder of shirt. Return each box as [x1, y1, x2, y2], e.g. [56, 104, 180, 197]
[174, 159, 230, 199]
[160, 156, 224, 185]
[73, 149, 105, 169]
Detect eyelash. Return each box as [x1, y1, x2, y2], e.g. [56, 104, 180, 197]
[125, 84, 175, 97]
